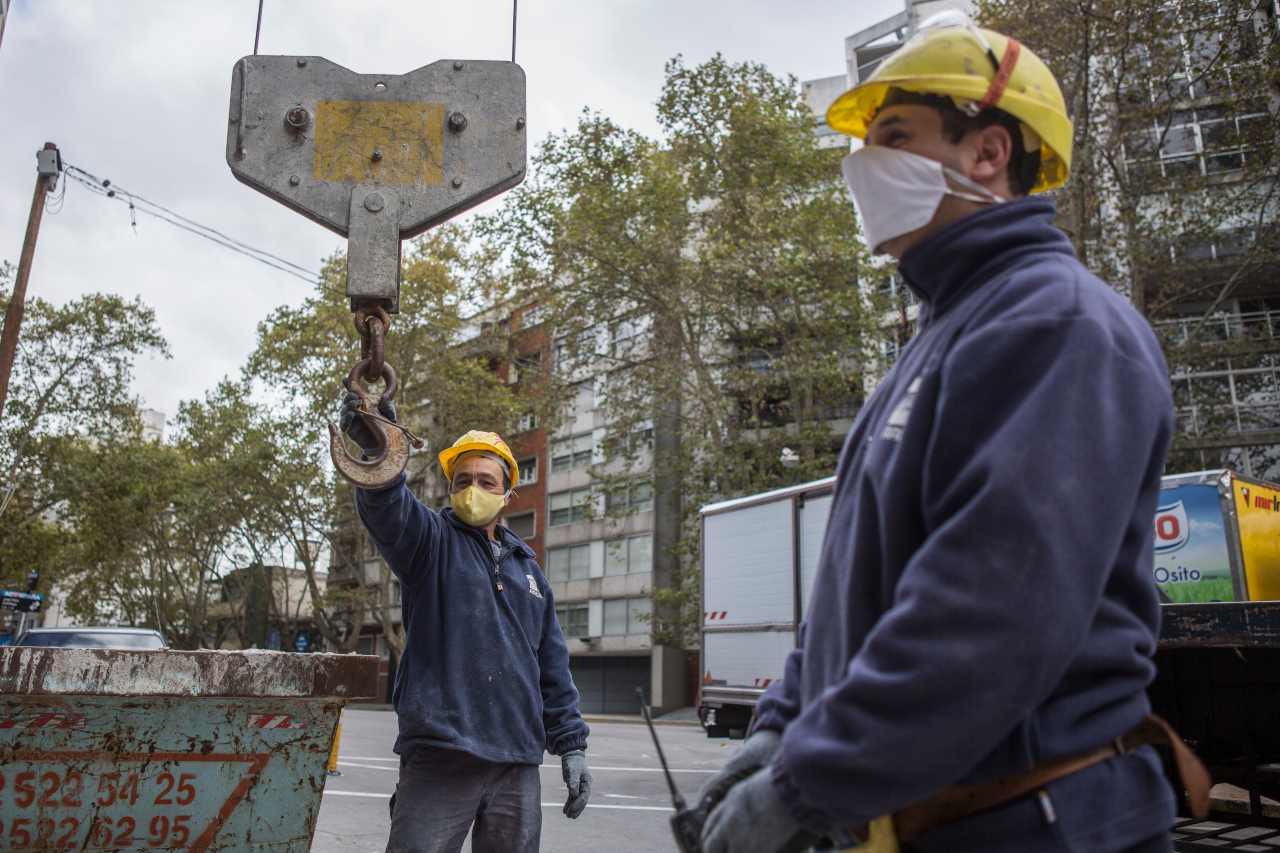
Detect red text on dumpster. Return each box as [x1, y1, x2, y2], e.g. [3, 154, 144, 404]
[0, 751, 270, 851]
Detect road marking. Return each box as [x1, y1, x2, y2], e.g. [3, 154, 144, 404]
[342, 753, 681, 763]
[338, 760, 716, 775]
[544, 803, 673, 812]
[322, 790, 673, 812]
[541, 763, 715, 774]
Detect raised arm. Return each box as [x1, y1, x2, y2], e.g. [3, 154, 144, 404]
[356, 474, 446, 587]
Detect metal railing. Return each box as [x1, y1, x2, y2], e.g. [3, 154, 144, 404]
[1176, 403, 1280, 437]
[1154, 310, 1280, 347]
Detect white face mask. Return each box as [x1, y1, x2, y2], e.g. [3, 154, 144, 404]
[841, 146, 1006, 256]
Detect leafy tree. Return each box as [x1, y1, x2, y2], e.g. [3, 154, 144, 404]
[976, 0, 1280, 477]
[45, 435, 227, 647]
[174, 380, 367, 652]
[481, 55, 881, 645]
[0, 261, 169, 595]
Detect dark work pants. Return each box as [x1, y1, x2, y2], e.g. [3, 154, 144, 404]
[385, 745, 541, 853]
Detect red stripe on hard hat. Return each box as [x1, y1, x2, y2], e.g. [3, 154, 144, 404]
[978, 37, 1022, 111]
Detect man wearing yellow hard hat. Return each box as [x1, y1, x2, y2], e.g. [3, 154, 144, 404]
[340, 405, 591, 853]
[699, 14, 1204, 853]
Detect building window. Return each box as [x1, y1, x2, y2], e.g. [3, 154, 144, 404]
[606, 481, 653, 515]
[522, 304, 548, 328]
[557, 605, 589, 638]
[516, 412, 539, 433]
[554, 331, 598, 370]
[610, 315, 650, 359]
[605, 534, 653, 576]
[517, 456, 538, 486]
[391, 580, 402, 606]
[1119, 14, 1270, 182]
[547, 543, 591, 582]
[603, 597, 652, 636]
[549, 487, 592, 526]
[506, 511, 536, 540]
[514, 350, 543, 372]
[551, 433, 594, 473]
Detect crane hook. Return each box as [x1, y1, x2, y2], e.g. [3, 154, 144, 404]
[328, 359, 420, 489]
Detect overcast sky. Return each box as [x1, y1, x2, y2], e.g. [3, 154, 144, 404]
[0, 0, 900, 422]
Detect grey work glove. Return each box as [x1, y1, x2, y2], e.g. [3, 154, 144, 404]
[561, 749, 592, 818]
[339, 385, 397, 455]
[701, 766, 803, 853]
[696, 729, 780, 803]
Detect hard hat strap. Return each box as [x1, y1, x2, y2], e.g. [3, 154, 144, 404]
[977, 38, 1022, 112]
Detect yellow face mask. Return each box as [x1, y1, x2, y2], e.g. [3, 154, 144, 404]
[450, 485, 507, 527]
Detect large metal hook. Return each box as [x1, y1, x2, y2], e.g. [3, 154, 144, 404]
[328, 359, 420, 489]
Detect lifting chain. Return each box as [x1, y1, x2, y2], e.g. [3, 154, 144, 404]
[354, 304, 392, 392]
[329, 303, 424, 489]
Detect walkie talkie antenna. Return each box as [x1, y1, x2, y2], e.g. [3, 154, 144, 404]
[638, 687, 688, 811]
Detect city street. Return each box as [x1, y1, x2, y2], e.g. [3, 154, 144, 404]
[313, 709, 733, 853]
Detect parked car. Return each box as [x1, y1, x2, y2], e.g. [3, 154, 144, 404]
[15, 626, 168, 650]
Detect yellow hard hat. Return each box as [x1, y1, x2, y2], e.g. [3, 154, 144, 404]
[438, 430, 520, 485]
[826, 18, 1072, 193]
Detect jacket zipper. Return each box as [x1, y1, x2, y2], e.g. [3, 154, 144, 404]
[492, 547, 505, 592]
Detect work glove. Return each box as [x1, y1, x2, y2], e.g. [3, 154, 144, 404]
[701, 766, 804, 853]
[561, 750, 592, 819]
[339, 383, 397, 455]
[696, 729, 780, 804]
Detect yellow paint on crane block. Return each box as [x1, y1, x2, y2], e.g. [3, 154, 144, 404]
[313, 100, 445, 186]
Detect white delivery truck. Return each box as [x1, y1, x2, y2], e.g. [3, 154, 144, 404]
[697, 476, 835, 737]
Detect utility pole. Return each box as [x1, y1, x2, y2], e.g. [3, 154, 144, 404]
[0, 142, 61, 420]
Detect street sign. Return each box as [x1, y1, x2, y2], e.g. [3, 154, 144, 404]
[226, 56, 526, 311]
[0, 590, 42, 613]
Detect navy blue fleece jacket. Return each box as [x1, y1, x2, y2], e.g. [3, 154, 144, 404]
[357, 478, 588, 764]
[755, 198, 1176, 849]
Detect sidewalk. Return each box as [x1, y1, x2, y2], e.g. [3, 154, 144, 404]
[584, 706, 701, 727]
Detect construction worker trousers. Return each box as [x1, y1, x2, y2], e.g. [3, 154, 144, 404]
[385, 745, 541, 853]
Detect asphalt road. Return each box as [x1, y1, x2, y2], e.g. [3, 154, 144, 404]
[312, 709, 737, 853]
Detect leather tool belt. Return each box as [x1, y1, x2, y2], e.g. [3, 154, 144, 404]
[892, 714, 1211, 843]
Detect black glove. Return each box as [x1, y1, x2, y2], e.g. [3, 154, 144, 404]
[339, 386, 397, 455]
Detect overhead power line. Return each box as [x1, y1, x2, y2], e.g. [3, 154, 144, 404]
[60, 163, 340, 294]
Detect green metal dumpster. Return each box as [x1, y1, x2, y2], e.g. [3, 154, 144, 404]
[0, 647, 378, 851]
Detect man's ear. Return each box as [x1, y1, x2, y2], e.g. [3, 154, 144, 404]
[969, 122, 1014, 188]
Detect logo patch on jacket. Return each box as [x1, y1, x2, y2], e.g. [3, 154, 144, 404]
[881, 376, 922, 442]
[526, 574, 543, 599]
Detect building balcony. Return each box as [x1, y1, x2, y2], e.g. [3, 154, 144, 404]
[1175, 403, 1280, 450]
[1154, 310, 1280, 356]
